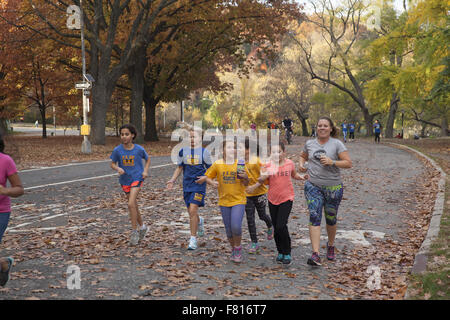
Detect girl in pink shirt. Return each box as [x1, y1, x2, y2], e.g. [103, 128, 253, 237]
[247, 142, 307, 265]
[0, 134, 24, 287]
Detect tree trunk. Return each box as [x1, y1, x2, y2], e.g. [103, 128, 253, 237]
[300, 117, 309, 136]
[385, 93, 399, 138]
[91, 80, 114, 145]
[143, 84, 159, 141]
[442, 116, 449, 137]
[362, 108, 376, 137]
[420, 123, 427, 137]
[40, 107, 47, 139]
[129, 47, 146, 143]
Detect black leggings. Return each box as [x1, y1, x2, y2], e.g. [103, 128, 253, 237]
[375, 132, 380, 143]
[268, 200, 293, 255]
[245, 194, 272, 243]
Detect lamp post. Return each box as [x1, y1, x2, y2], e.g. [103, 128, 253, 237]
[67, 1, 91, 153]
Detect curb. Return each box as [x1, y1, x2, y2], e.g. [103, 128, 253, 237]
[385, 142, 447, 299]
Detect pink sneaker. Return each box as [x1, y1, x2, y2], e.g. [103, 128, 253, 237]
[267, 228, 273, 240]
[232, 246, 242, 263]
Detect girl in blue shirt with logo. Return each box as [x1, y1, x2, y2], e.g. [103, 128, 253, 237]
[167, 128, 211, 250]
[111, 124, 151, 246]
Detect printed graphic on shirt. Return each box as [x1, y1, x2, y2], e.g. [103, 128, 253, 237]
[313, 149, 327, 160]
[122, 155, 135, 166]
[186, 154, 200, 165]
[222, 171, 237, 184]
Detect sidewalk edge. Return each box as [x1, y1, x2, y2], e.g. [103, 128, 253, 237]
[385, 142, 446, 299]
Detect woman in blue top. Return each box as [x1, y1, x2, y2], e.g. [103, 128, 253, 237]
[167, 128, 211, 250]
[111, 124, 151, 246]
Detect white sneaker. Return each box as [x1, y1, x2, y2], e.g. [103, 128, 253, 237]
[188, 237, 198, 250]
[138, 225, 148, 242]
[130, 230, 139, 246]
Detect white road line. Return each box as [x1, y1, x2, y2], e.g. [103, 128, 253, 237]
[23, 163, 176, 190]
[7, 222, 99, 234]
[20, 160, 111, 173]
[7, 205, 100, 231]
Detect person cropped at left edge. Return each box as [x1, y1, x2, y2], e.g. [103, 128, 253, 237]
[110, 124, 151, 246]
[0, 134, 24, 287]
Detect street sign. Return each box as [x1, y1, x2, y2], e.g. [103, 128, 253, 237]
[80, 124, 90, 136]
[75, 82, 90, 90]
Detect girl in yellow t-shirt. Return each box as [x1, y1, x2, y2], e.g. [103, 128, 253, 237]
[243, 138, 273, 254]
[198, 139, 249, 263]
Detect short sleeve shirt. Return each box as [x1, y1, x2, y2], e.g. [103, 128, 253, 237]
[110, 144, 149, 186]
[205, 160, 247, 207]
[302, 138, 347, 187]
[177, 147, 211, 193]
[0, 153, 18, 213]
[265, 159, 295, 205]
[245, 156, 268, 197]
[374, 123, 381, 133]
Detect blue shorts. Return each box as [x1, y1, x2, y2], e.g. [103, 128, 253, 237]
[184, 191, 205, 208]
[0, 212, 11, 243]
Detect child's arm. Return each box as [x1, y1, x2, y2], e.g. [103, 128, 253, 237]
[291, 168, 308, 181]
[111, 161, 125, 175]
[167, 166, 183, 189]
[203, 176, 218, 188]
[142, 156, 151, 179]
[0, 173, 24, 198]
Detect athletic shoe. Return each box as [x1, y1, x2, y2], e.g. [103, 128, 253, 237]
[267, 228, 273, 240]
[307, 252, 322, 266]
[232, 247, 242, 263]
[188, 237, 198, 250]
[130, 230, 139, 246]
[327, 242, 336, 261]
[230, 248, 236, 261]
[197, 217, 204, 237]
[282, 254, 292, 265]
[138, 225, 148, 242]
[248, 243, 260, 254]
[0, 257, 14, 287]
[276, 253, 284, 264]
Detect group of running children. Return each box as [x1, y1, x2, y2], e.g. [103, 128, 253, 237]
[110, 124, 315, 266]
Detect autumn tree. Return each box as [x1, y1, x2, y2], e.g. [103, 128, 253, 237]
[292, 0, 382, 136]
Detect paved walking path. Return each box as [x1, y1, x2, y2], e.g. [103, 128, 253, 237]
[0, 137, 432, 300]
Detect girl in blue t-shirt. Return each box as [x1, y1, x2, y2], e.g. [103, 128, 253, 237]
[167, 128, 211, 250]
[110, 124, 151, 246]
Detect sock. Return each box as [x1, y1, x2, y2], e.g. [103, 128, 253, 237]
[140, 224, 147, 230]
[190, 236, 196, 242]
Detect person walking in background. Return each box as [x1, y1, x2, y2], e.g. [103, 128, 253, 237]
[348, 122, 355, 141]
[373, 120, 382, 143]
[341, 120, 348, 143]
[299, 116, 352, 266]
